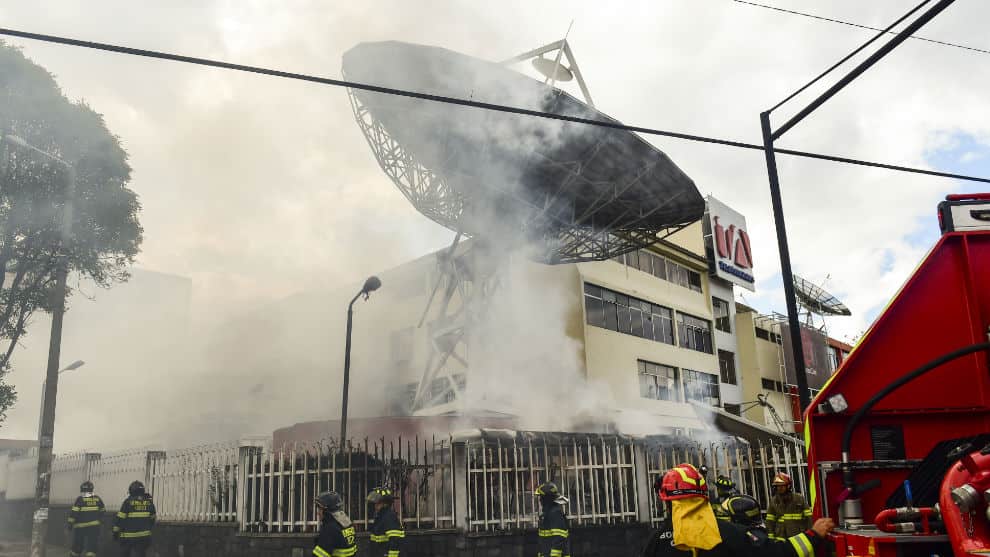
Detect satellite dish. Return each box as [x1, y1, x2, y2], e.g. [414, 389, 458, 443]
[793, 274, 852, 316]
[342, 41, 704, 264]
[532, 56, 574, 82]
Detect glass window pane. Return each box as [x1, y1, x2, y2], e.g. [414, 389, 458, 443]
[603, 289, 616, 303]
[626, 250, 639, 269]
[585, 296, 605, 327]
[617, 304, 631, 334]
[584, 283, 602, 297]
[652, 257, 667, 280]
[630, 307, 644, 337]
[604, 301, 618, 331]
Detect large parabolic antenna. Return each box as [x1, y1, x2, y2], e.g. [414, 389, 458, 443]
[793, 274, 852, 317]
[342, 41, 704, 264]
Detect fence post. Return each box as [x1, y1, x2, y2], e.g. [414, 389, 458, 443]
[452, 441, 468, 531]
[145, 451, 166, 497]
[83, 453, 101, 483]
[633, 443, 653, 524]
[237, 438, 266, 531]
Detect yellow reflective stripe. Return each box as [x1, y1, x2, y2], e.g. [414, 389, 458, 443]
[370, 534, 388, 542]
[77, 506, 100, 512]
[765, 514, 777, 521]
[112, 527, 121, 533]
[118, 531, 152, 538]
[116, 512, 126, 519]
[550, 551, 563, 557]
[70, 506, 81, 512]
[781, 513, 806, 519]
[674, 466, 698, 485]
[789, 533, 813, 557]
[387, 552, 400, 557]
[538, 529, 569, 537]
[67, 518, 76, 523]
[808, 469, 817, 511]
[126, 512, 152, 518]
[385, 529, 405, 538]
[313, 547, 331, 557]
[331, 547, 357, 557]
[73, 520, 101, 529]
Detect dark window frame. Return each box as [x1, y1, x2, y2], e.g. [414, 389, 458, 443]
[718, 349, 737, 385]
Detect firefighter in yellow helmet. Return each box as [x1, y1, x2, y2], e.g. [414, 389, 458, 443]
[640, 463, 833, 557]
[367, 486, 404, 557]
[765, 473, 812, 540]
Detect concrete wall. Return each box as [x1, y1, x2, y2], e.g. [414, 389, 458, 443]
[709, 277, 740, 409]
[19, 504, 653, 557]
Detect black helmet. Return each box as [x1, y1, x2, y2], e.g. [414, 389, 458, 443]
[315, 491, 343, 512]
[367, 486, 395, 505]
[80, 481, 94, 492]
[715, 475, 737, 494]
[722, 494, 764, 527]
[128, 481, 145, 496]
[535, 481, 567, 506]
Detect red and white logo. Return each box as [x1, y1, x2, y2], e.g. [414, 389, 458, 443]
[706, 197, 755, 291]
[713, 217, 753, 270]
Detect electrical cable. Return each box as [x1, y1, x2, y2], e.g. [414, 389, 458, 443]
[0, 27, 987, 185]
[733, 0, 990, 56]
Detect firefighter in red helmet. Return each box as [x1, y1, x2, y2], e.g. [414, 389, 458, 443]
[640, 463, 834, 557]
[766, 472, 812, 540]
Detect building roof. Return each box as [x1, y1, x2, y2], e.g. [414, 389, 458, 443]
[0, 438, 38, 452]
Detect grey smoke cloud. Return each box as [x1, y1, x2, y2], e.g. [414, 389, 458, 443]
[0, 1, 987, 449]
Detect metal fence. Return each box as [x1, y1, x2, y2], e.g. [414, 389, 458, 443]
[241, 436, 455, 533]
[0, 431, 807, 533]
[644, 438, 808, 525]
[149, 442, 241, 522]
[464, 433, 639, 531]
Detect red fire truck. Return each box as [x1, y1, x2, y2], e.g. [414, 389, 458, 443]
[804, 193, 990, 556]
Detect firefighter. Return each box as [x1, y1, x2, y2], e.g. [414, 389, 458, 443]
[367, 486, 404, 557]
[721, 494, 771, 546]
[766, 472, 812, 540]
[313, 491, 357, 557]
[112, 481, 156, 557]
[640, 463, 834, 557]
[535, 481, 570, 557]
[67, 480, 105, 557]
[711, 475, 738, 521]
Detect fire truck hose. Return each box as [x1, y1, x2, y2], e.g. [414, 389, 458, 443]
[875, 507, 936, 534]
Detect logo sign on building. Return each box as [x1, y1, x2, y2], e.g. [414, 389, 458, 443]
[703, 196, 755, 291]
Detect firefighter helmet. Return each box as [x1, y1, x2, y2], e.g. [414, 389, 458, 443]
[659, 464, 709, 501]
[772, 472, 792, 488]
[315, 491, 343, 512]
[128, 481, 145, 496]
[715, 475, 735, 490]
[722, 494, 764, 527]
[535, 481, 568, 505]
[367, 486, 395, 505]
[80, 481, 94, 493]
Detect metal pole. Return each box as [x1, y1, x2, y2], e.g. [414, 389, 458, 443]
[339, 292, 361, 450]
[760, 112, 811, 413]
[30, 164, 75, 557]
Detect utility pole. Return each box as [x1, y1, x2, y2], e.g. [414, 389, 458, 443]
[2, 131, 78, 557]
[760, 0, 954, 413]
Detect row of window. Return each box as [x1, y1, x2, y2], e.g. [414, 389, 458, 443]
[638, 360, 721, 407]
[584, 283, 713, 354]
[612, 249, 703, 293]
[755, 327, 783, 344]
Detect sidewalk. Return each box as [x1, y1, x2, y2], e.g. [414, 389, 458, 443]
[0, 541, 70, 557]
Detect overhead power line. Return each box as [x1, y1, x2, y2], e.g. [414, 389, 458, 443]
[0, 27, 987, 185]
[733, 0, 990, 56]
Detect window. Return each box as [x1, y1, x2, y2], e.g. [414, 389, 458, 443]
[639, 360, 679, 401]
[611, 250, 701, 292]
[683, 369, 720, 406]
[677, 313, 713, 354]
[584, 283, 675, 345]
[755, 327, 782, 344]
[626, 250, 640, 271]
[761, 378, 785, 393]
[712, 297, 731, 333]
[651, 253, 667, 280]
[718, 350, 737, 385]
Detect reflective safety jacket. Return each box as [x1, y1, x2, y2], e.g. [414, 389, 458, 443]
[640, 518, 822, 557]
[68, 494, 105, 529]
[113, 495, 156, 540]
[369, 506, 404, 557]
[537, 503, 570, 557]
[766, 493, 812, 540]
[314, 512, 357, 557]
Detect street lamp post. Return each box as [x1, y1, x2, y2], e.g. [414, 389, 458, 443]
[339, 276, 381, 450]
[37, 361, 86, 437]
[2, 131, 76, 557]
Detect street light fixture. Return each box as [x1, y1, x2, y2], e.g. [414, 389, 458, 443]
[2, 130, 77, 557]
[38, 360, 87, 437]
[60, 360, 85, 374]
[339, 276, 382, 450]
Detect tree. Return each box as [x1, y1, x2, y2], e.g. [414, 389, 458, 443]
[0, 41, 143, 423]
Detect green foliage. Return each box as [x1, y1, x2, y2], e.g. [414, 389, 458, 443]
[0, 41, 143, 423]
